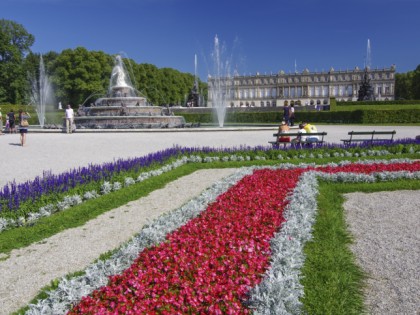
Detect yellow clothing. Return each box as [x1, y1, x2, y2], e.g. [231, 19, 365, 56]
[304, 123, 317, 133]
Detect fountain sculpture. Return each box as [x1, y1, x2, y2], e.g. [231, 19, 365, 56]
[357, 39, 375, 101]
[74, 55, 186, 129]
[185, 54, 203, 107]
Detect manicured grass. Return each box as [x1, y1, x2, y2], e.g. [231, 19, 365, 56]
[0, 163, 199, 255]
[300, 179, 420, 315]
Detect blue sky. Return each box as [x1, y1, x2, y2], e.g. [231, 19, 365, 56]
[2, 0, 420, 81]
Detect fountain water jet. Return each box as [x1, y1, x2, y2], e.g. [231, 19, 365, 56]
[208, 35, 233, 127]
[358, 39, 375, 101]
[30, 55, 54, 128]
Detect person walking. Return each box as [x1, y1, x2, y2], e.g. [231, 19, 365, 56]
[65, 104, 74, 134]
[289, 104, 295, 126]
[18, 109, 31, 146]
[283, 103, 290, 126]
[7, 109, 16, 134]
[5, 115, 10, 133]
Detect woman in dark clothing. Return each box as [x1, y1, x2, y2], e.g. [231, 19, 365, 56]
[18, 109, 31, 146]
[7, 110, 16, 134]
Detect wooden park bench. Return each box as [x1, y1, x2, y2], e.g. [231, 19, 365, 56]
[269, 131, 327, 148]
[341, 130, 396, 146]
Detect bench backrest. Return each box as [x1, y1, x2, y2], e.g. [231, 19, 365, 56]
[346, 130, 396, 142]
[348, 130, 396, 136]
[274, 131, 327, 137]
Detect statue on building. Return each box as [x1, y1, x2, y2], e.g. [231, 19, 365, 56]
[357, 67, 375, 101]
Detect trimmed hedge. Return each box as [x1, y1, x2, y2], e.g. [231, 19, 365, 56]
[176, 109, 420, 124]
[337, 100, 420, 106]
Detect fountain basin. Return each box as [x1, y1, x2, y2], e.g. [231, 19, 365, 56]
[79, 105, 165, 117]
[95, 96, 147, 107]
[73, 112, 186, 129]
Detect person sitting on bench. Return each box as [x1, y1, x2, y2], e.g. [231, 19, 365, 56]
[291, 123, 307, 144]
[303, 122, 319, 143]
[277, 121, 291, 143]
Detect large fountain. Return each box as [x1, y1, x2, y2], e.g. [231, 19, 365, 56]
[74, 55, 186, 129]
[358, 39, 375, 101]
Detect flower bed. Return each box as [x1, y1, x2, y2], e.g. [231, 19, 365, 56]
[22, 160, 420, 315]
[68, 168, 305, 314]
[1, 141, 419, 233]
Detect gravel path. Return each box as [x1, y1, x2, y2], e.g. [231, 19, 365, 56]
[0, 168, 238, 315]
[344, 190, 420, 315]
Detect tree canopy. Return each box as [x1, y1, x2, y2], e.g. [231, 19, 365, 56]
[0, 19, 34, 104]
[395, 65, 420, 100]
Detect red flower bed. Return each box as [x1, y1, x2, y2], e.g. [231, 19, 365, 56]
[68, 161, 420, 314]
[318, 161, 420, 174]
[68, 168, 305, 314]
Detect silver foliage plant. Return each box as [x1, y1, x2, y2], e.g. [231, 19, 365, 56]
[0, 157, 189, 233]
[25, 167, 254, 315]
[246, 171, 319, 314]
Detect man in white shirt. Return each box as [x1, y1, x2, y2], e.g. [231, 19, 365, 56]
[292, 123, 307, 144]
[65, 104, 74, 134]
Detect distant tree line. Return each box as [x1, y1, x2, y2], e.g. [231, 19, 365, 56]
[0, 19, 207, 107]
[395, 65, 420, 100]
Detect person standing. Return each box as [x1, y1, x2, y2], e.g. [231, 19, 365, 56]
[283, 103, 290, 125]
[18, 109, 31, 146]
[0, 108, 3, 135]
[7, 109, 16, 134]
[65, 104, 74, 134]
[289, 104, 295, 126]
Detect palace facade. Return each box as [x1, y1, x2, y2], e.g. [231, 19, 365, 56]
[207, 65, 396, 107]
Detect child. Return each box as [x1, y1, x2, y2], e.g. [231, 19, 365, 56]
[5, 116, 10, 133]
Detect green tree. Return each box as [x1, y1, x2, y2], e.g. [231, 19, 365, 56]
[411, 65, 420, 99]
[395, 72, 412, 99]
[49, 47, 112, 106]
[0, 19, 34, 104]
[135, 63, 162, 105]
